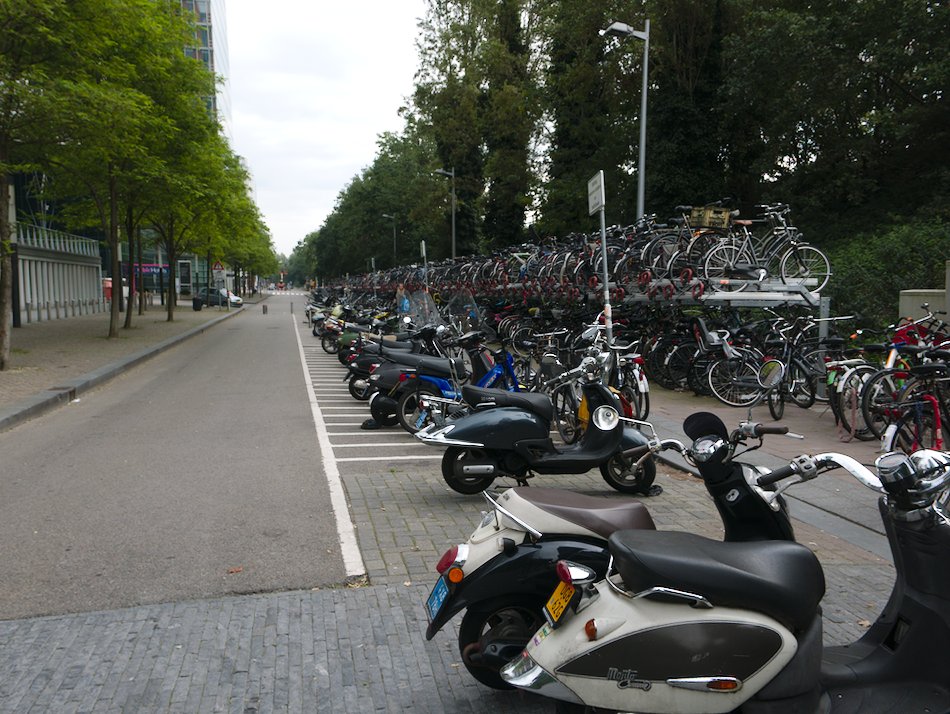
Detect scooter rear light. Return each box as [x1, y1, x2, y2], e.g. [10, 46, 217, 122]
[368, 363, 380, 374]
[436, 546, 459, 575]
[555, 560, 573, 585]
[584, 619, 598, 641]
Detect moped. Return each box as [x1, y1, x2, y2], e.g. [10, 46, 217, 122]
[501, 413, 950, 714]
[416, 351, 656, 495]
[424, 419, 675, 689]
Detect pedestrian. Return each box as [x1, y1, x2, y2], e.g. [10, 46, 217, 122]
[395, 283, 410, 315]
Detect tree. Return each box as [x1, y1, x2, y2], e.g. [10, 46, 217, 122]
[0, 0, 72, 369]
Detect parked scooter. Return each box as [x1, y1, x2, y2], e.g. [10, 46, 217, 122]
[424, 420, 674, 689]
[500, 414, 950, 713]
[416, 350, 656, 494]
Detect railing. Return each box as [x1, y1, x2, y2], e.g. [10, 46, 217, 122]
[15, 223, 100, 258]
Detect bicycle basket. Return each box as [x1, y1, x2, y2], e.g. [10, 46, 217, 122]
[690, 206, 733, 229]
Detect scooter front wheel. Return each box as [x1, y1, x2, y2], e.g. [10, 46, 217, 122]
[600, 453, 657, 494]
[457, 595, 547, 689]
[321, 333, 339, 354]
[442, 447, 495, 495]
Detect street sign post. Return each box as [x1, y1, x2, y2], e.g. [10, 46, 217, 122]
[588, 171, 613, 345]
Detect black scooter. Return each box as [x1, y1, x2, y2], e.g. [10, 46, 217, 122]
[415, 352, 655, 494]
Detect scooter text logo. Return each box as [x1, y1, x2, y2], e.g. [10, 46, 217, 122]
[606, 667, 651, 691]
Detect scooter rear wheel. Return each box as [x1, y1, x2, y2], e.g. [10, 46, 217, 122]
[396, 385, 441, 434]
[348, 375, 372, 401]
[600, 453, 657, 494]
[442, 447, 495, 494]
[457, 595, 547, 689]
[321, 333, 339, 354]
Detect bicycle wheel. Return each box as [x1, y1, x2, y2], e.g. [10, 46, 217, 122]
[664, 344, 696, 391]
[860, 368, 909, 439]
[788, 362, 817, 409]
[837, 365, 877, 440]
[707, 352, 762, 407]
[703, 243, 753, 292]
[780, 245, 831, 293]
[767, 387, 785, 420]
[551, 384, 582, 444]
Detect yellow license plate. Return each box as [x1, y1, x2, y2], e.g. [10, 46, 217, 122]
[544, 580, 575, 626]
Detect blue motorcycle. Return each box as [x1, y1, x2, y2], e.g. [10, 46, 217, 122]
[394, 336, 525, 434]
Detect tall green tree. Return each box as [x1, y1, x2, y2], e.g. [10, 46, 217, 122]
[0, 0, 72, 369]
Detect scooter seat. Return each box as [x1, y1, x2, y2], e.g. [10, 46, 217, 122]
[462, 385, 554, 423]
[414, 355, 466, 379]
[361, 340, 415, 354]
[509, 487, 655, 540]
[608, 530, 824, 633]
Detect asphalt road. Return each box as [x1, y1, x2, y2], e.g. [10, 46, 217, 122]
[0, 295, 347, 620]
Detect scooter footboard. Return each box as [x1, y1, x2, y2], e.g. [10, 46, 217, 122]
[425, 538, 608, 640]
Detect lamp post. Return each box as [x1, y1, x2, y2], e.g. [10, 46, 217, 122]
[381, 213, 396, 266]
[600, 19, 650, 219]
[434, 167, 456, 259]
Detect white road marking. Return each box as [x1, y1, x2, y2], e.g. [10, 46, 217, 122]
[293, 316, 366, 579]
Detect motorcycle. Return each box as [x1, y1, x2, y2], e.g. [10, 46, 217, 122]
[415, 350, 657, 495]
[500, 414, 950, 713]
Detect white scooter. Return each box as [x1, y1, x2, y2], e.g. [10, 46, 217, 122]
[501, 413, 950, 713]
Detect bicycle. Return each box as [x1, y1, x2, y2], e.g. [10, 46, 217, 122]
[702, 203, 831, 293]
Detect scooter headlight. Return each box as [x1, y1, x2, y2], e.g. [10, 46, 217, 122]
[591, 405, 619, 431]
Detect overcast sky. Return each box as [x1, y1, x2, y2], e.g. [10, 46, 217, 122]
[226, 1, 428, 257]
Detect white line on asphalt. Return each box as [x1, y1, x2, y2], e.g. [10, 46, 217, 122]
[293, 316, 365, 579]
[336, 455, 443, 462]
[332, 443, 426, 448]
[326, 431, 409, 436]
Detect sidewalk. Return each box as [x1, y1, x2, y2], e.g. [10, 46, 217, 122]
[0, 299, 252, 432]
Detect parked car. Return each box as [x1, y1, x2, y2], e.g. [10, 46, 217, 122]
[197, 287, 243, 307]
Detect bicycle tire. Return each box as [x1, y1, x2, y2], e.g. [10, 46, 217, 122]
[780, 244, 831, 293]
[703, 243, 753, 292]
[860, 368, 910, 439]
[707, 352, 762, 407]
[551, 384, 582, 444]
[767, 388, 785, 420]
[837, 365, 877, 440]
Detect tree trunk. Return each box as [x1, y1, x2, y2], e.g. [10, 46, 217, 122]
[123, 205, 134, 329]
[0, 168, 12, 371]
[165, 236, 176, 322]
[137, 226, 144, 316]
[107, 171, 120, 338]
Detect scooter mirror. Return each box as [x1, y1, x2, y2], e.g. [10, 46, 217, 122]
[757, 359, 785, 388]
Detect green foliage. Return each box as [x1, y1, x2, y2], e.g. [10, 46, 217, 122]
[825, 218, 950, 327]
[292, 0, 950, 330]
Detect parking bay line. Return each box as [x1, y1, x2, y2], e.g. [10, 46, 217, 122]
[336, 455, 443, 462]
[294, 317, 365, 579]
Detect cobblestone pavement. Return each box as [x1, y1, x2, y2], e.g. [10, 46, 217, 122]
[0, 301, 897, 713]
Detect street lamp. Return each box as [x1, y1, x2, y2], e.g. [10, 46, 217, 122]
[434, 167, 456, 259]
[381, 213, 396, 266]
[600, 19, 650, 219]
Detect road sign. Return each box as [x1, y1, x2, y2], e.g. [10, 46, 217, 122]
[588, 171, 605, 216]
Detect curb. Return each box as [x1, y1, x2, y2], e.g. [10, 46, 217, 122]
[0, 307, 245, 434]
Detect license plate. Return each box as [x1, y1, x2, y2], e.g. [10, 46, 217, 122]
[544, 580, 575, 627]
[426, 577, 450, 622]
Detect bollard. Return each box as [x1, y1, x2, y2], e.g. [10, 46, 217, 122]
[290, 302, 294, 314]
[262, 304, 268, 315]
